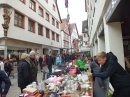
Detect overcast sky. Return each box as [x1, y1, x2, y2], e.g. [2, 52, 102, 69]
[57, 0, 87, 35]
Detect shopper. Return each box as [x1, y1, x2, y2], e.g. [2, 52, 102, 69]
[9, 59, 15, 78]
[0, 70, 11, 97]
[29, 51, 38, 83]
[39, 56, 43, 72]
[18, 53, 32, 93]
[46, 53, 54, 74]
[93, 52, 130, 97]
[56, 54, 61, 67]
[76, 57, 86, 71]
[4, 59, 12, 77]
[65, 54, 70, 63]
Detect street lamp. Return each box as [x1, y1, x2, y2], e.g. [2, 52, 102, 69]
[0, 3, 13, 38]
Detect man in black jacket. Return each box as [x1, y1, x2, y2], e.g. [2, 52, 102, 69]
[18, 53, 32, 93]
[39, 56, 43, 72]
[46, 53, 54, 74]
[0, 70, 11, 97]
[93, 52, 130, 97]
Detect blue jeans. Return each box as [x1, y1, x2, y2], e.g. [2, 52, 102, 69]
[62, 59, 65, 64]
[39, 62, 43, 70]
[56, 62, 60, 67]
[48, 65, 52, 74]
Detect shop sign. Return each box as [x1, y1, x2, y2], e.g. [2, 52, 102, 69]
[105, 0, 121, 23]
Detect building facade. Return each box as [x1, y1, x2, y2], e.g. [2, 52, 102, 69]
[60, 19, 70, 53]
[85, 0, 130, 70]
[0, 0, 62, 60]
[81, 20, 90, 52]
[69, 23, 79, 53]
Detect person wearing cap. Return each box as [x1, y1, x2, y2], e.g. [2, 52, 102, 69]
[18, 53, 32, 93]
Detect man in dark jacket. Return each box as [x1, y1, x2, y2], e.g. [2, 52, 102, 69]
[46, 53, 54, 74]
[39, 56, 43, 72]
[94, 52, 130, 97]
[4, 59, 12, 77]
[18, 53, 32, 93]
[0, 70, 11, 97]
[29, 51, 38, 82]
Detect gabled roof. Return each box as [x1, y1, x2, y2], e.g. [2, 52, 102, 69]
[60, 18, 67, 31]
[55, 0, 62, 23]
[69, 23, 79, 38]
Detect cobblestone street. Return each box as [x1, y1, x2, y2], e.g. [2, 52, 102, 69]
[7, 66, 49, 97]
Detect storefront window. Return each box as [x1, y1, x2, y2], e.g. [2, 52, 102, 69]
[7, 46, 28, 66]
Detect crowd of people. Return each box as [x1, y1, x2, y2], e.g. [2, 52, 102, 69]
[1, 51, 130, 97]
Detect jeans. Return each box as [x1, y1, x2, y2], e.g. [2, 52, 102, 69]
[35, 78, 38, 85]
[2, 81, 5, 89]
[48, 65, 52, 74]
[56, 62, 60, 67]
[39, 62, 43, 70]
[62, 59, 65, 64]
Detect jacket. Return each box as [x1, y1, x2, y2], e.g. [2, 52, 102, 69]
[39, 57, 43, 63]
[76, 59, 86, 69]
[4, 62, 12, 72]
[56, 56, 61, 64]
[46, 56, 54, 66]
[65, 55, 70, 62]
[44, 56, 46, 61]
[0, 70, 11, 95]
[94, 52, 130, 90]
[29, 58, 38, 82]
[18, 59, 32, 88]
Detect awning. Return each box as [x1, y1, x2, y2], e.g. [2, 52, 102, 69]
[0, 3, 12, 8]
[105, 0, 130, 23]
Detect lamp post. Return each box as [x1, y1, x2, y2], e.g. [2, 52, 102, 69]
[0, 3, 12, 38]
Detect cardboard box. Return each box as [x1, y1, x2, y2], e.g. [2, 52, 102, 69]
[23, 87, 38, 95]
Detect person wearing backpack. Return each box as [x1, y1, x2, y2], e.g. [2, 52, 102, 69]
[4, 59, 12, 77]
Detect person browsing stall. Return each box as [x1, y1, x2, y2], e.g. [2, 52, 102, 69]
[93, 52, 130, 97]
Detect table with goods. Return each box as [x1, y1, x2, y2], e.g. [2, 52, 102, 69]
[19, 62, 93, 97]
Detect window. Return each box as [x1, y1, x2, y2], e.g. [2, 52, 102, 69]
[14, 12, 24, 28]
[45, 0, 48, 3]
[52, 31, 55, 40]
[46, 28, 50, 38]
[46, 12, 49, 22]
[53, 4, 55, 11]
[56, 21, 59, 28]
[29, 0, 35, 11]
[39, 7, 43, 17]
[28, 19, 35, 32]
[20, 0, 25, 3]
[38, 24, 43, 36]
[56, 34, 59, 42]
[93, 7, 95, 17]
[52, 17, 55, 26]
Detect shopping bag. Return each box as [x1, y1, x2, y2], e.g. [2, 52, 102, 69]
[52, 66, 54, 73]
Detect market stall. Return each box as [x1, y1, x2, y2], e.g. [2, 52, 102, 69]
[19, 65, 93, 97]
